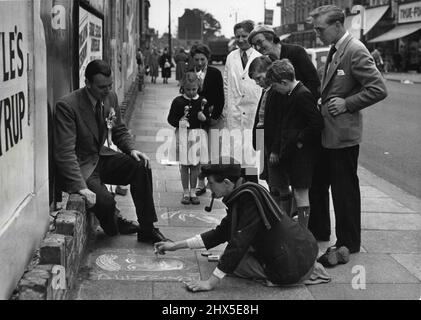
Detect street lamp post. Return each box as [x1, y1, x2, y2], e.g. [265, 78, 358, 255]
[168, 0, 172, 57]
[351, 4, 366, 45]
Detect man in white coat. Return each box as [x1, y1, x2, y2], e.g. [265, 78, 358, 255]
[223, 20, 262, 180]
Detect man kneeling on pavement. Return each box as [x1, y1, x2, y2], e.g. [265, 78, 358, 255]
[155, 159, 326, 292]
[54, 59, 169, 244]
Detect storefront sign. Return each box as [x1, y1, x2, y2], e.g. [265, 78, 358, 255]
[79, 7, 103, 88]
[0, 1, 33, 227]
[399, 1, 421, 24]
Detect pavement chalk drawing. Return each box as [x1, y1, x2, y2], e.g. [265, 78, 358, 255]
[161, 210, 222, 224]
[96, 254, 184, 272]
[90, 250, 199, 281]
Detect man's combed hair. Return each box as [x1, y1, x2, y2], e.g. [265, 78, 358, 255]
[309, 5, 345, 25]
[85, 60, 112, 82]
[266, 59, 296, 82]
[234, 20, 255, 34]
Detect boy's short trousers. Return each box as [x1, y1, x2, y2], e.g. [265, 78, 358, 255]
[282, 145, 320, 189]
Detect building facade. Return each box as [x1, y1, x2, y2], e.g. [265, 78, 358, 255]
[0, 0, 149, 299]
[276, 0, 420, 72]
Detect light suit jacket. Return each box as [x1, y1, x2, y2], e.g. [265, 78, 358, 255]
[223, 48, 262, 131]
[54, 88, 135, 192]
[320, 34, 387, 149]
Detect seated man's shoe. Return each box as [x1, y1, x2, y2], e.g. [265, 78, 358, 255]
[117, 216, 140, 235]
[195, 187, 207, 196]
[317, 246, 350, 268]
[137, 227, 171, 243]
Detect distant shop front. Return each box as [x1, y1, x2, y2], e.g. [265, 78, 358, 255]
[369, 1, 421, 72]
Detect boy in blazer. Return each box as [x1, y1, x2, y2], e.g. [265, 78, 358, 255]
[308, 5, 387, 265]
[266, 59, 324, 229]
[54, 60, 169, 243]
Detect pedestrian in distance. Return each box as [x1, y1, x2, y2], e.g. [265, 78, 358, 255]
[265, 59, 324, 229]
[308, 5, 387, 267]
[159, 47, 173, 84]
[167, 72, 211, 205]
[154, 159, 319, 292]
[148, 47, 160, 84]
[54, 59, 170, 244]
[174, 47, 189, 87]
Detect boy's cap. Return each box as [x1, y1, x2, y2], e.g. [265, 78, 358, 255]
[201, 158, 242, 178]
[248, 25, 280, 44]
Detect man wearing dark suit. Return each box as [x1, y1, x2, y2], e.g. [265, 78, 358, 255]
[54, 60, 169, 243]
[248, 25, 321, 215]
[308, 5, 387, 264]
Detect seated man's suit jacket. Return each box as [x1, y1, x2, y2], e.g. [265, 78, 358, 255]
[320, 34, 387, 149]
[54, 88, 135, 193]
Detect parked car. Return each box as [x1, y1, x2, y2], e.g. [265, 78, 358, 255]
[208, 39, 230, 64]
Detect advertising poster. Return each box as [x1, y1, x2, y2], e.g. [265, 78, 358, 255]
[0, 1, 33, 228]
[79, 7, 103, 88]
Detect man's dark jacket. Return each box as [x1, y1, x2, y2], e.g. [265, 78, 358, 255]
[201, 181, 318, 285]
[189, 66, 225, 120]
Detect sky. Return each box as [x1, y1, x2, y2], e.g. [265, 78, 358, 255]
[149, 0, 282, 38]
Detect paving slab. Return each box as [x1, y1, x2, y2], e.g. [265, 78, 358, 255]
[361, 212, 421, 230]
[307, 283, 421, 300]
[362, 230, 421, 253]
[319, 253, 420, 284]
[391, 254, 421, 281]
[360, 197, 415, 213]
[75, 280, 153, 300]
[153, 280, 313, 300]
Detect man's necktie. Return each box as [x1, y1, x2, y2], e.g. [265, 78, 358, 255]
[241, 51, 248, 69]
[95, 100, 104, 140]
[325, 45, 337, 75]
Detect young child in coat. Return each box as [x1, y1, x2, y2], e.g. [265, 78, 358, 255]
[266, 59, 324, 229]
[168, 72, 210, 205]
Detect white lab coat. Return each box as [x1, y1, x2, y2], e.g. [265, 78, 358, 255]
[223, 48, 262, 164]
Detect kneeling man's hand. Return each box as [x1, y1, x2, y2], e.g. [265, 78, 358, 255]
[78, 189, 96, 208]
[131, 150, 150, 169]
[154, 241, 176, 254]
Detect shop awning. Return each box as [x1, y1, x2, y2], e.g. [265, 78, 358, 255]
[344, 5, 389, 40]
[279, 33, 291, 41]
[363, 5, 389, 36]
[368, 22, 421, 43]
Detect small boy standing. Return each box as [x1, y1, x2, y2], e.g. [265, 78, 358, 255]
[266, 59, 324, 228]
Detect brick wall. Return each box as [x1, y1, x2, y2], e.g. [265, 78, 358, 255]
[13, 195, 97, 300]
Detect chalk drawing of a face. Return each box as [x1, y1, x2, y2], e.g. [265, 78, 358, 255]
[96, 254, 185, 272]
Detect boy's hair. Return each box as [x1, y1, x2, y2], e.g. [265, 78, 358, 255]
[85, 60, 111, 82]
[180, 72, 200, 94]
[201, 157, 241, 184]
[248, 55, 273, 78]
[266, 59, 296, 82]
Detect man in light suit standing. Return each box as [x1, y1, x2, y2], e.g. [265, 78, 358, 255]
[223, 20, 262, 180]
[54, 60, 169, 243]
[308, 5, 387, 265]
